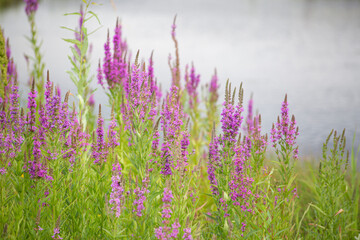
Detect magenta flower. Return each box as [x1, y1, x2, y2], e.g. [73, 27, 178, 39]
[207, 136, 220, 195]
[52, 227, 62, 240]
[185, 64, 200, 108]
[209, 70, 219, 104]
[155, 188, 182, 240]
[9, 83, 20, 129]
[100, 20, 128, 89]
[109, 163, 124, 217]
[24, 0, 38, 16]
[182, 228, 193, 240]
[92, 105, 108, 164]
[27, 81, 37, 131]
[221, 102, 243, 144]
[270, 95, 299, 159]
[133, 187, 147, 217]
[0, 167, 6, 175]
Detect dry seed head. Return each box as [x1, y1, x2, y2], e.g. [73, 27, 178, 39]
[64, 91, 70, 103]
[55, 215, 61, 228]
[225, 79, 229, 104]
[326, 129, 334, 146]
[345, 150, 350, 169]
[238, 82, 243, 107]
[237, 133, 242, 146]
[3, 224, 7, 236]
[111, 104, 114, 120]
[31, 77, 35, 92]
[231, 87, 236, 105]
[259, 114, 262, 126]
[291, 115, 295, 123]
[173, 14, 177, 25]
[98, 104, 102, 118]
[142, 62, 146, 72]
[185, 117, 190, 130]
[228, 82, 232, 103]
[36, 206, 42, 224]
[284, 94, 287, 103]
[153, 117, 162, 131]
[135, 50, 140, 66]
[211, 122, 216, 142]
[47, 70, 50, 83]
[72, 102, 76, 116]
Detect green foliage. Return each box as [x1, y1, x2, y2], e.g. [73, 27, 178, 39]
[25, 10, 46, 104]
[63, 0, 100, 130]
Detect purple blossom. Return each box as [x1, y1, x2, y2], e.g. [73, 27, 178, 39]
[182, 228, 193, 240]
[270, 95, 299, 159]
[207, 136, 220, 195]
[209, 70, 219, 104]
[220, 102, 243, 144]
[155, 189, 181, 240]
[229, 138, 254, 214]
[9, 84, 19, 129]
[27, 82, 37, 131]
[148, 53, 162, 102]
[109, 163, 124, 217]
[185, 64, 200, 108]
[133, 186, 147, 217]
[245, 96, 253, 134]
[97, 61, 104, 87]
[92, 106, 108, 164]
[102, 31, 112, 84]
[107, 114, 119, 149]
[160, 141, 172, 176]
[0, 167, 6, 175]
[100, 21, 128, 89]
[24, 0, 38, 16]
[5, 38, 17, 84]
[52, 227, 62, 240]
[88, 94, 95, 108]
[161, 86, 183, 140]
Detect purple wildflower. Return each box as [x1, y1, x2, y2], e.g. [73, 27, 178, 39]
[103, 31, 112, 84]
[207, 136, 220, 195]
[133, 187, 147, 217]
[109, 163, 124, 217]
[52, 227, 62, 240]
[92, 105, 108, 164]
[9, 83, 19, 129]
[209, 69, 219, 104]
[182, 228, 193, 240]
[270, 95, 299, 159]
[27, 80, 37, 131]
[97, 61, 104, 87]
[0, 167, 6, 175]
[185, 64, 200, 108]
[221, 102, 243, 144]
[24, 0, 38, 16]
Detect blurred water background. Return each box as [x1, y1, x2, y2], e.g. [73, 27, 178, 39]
[1, 0, 360, 160]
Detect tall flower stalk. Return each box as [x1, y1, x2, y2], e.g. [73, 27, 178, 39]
[24, 0, 45, 104]
[63, 0, 100, 129]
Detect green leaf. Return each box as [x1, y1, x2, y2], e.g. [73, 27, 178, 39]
[88, 11, 101, 24]
[64, 12, 82, 16]
[60, 26, 78, 33]
[63, 38, 81, 46]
